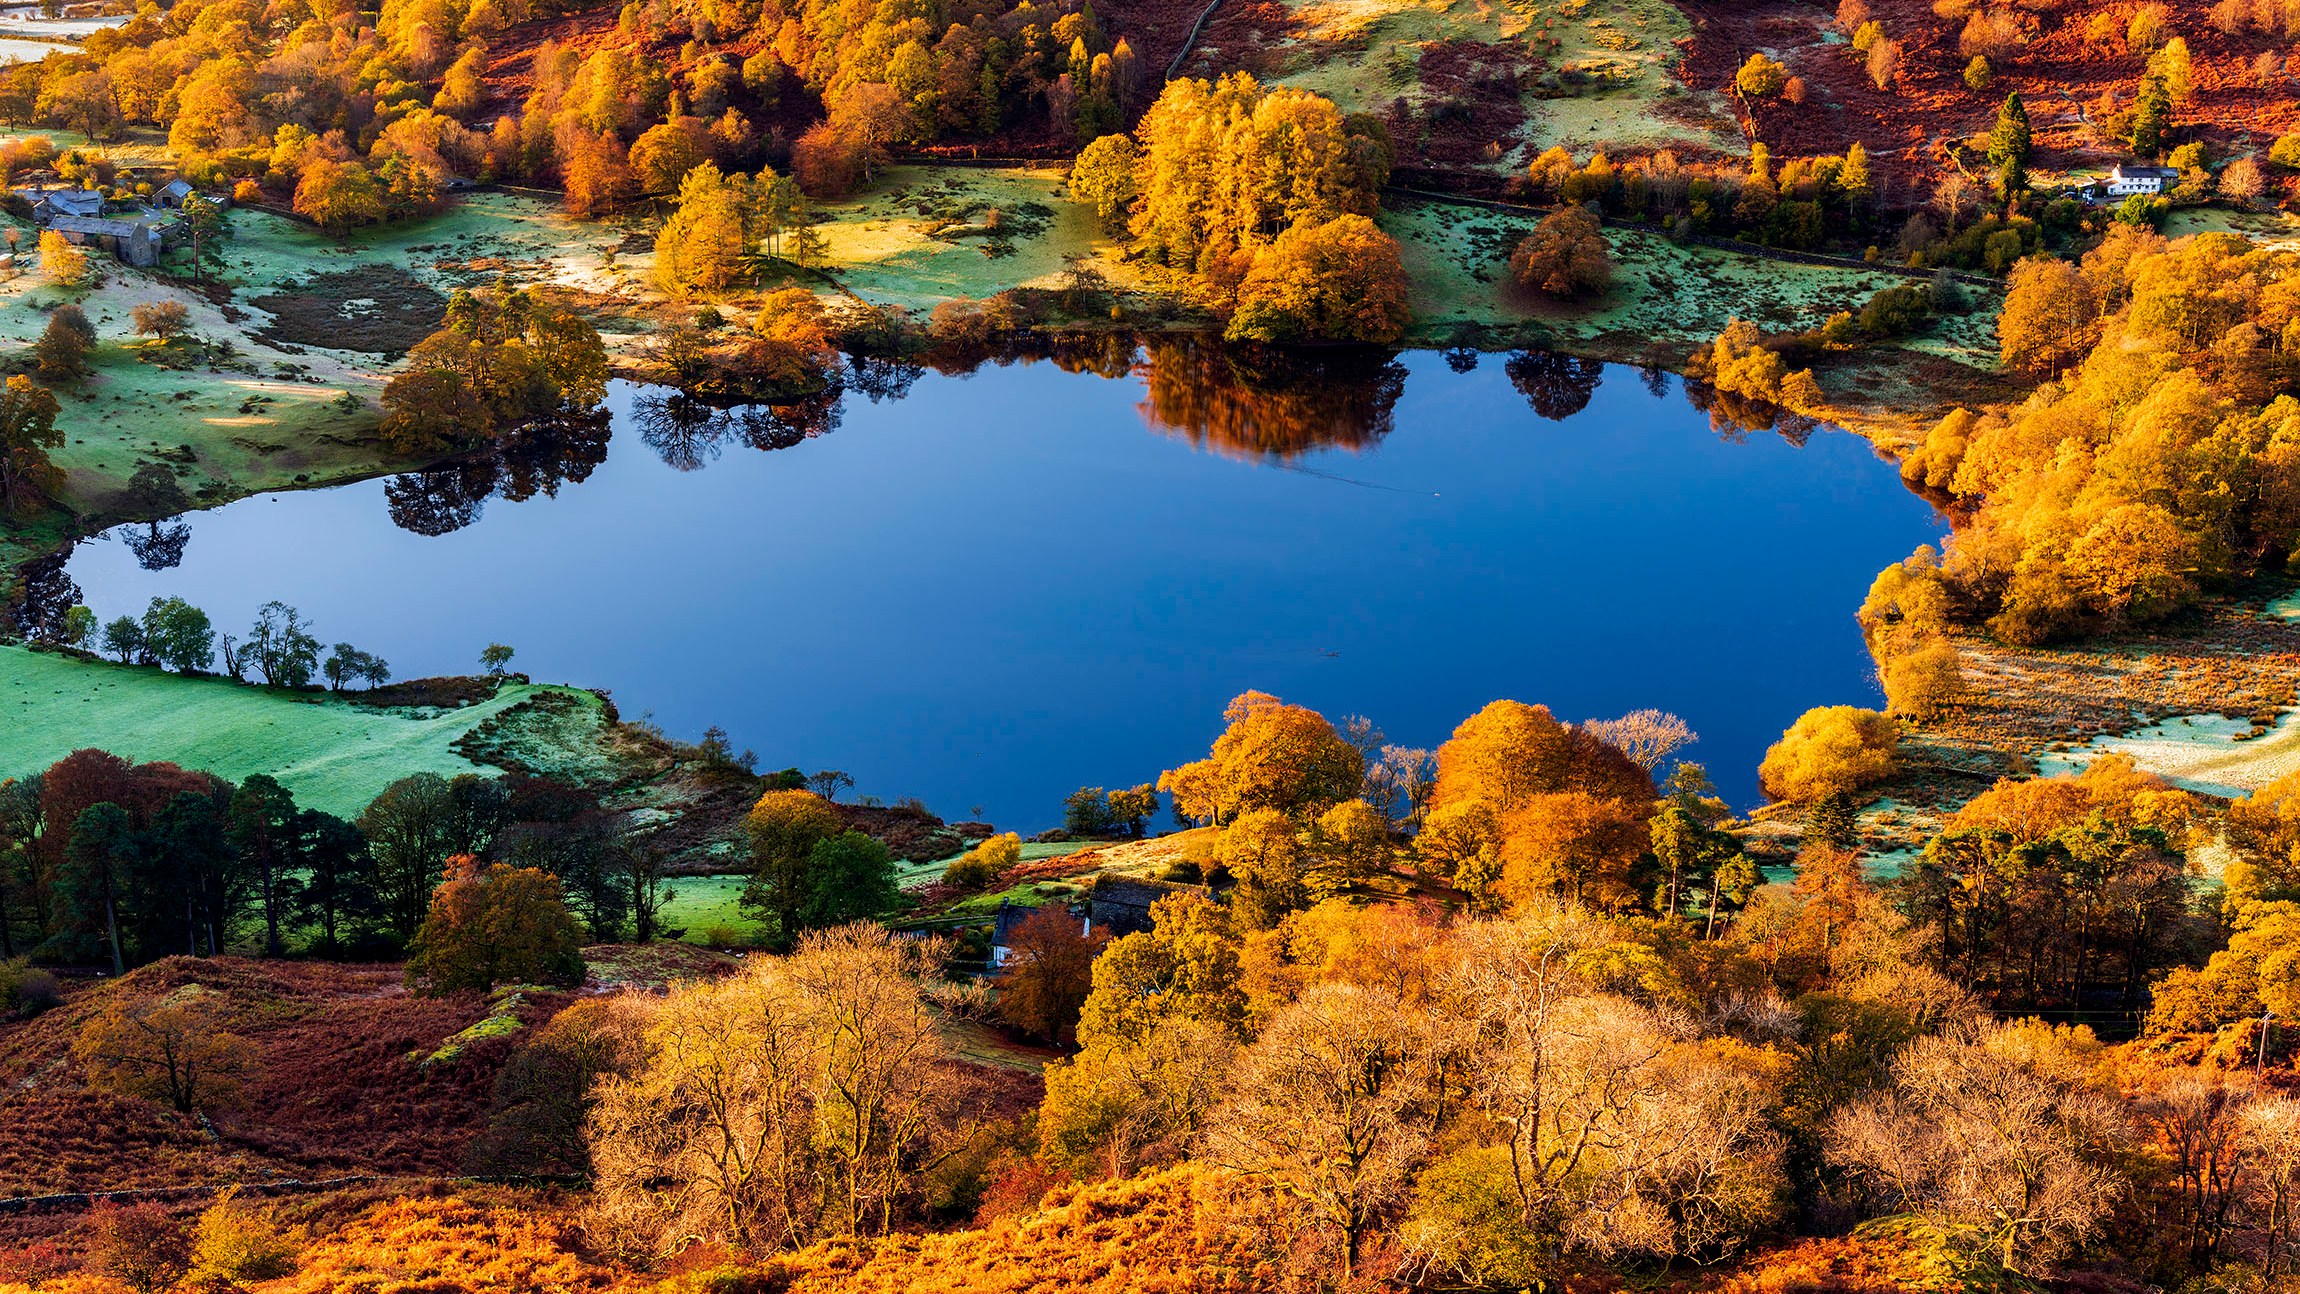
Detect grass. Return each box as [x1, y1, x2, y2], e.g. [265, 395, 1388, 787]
[0, 645, 589, 817]
[806, 165, 1146, 314]
[1258, 0, 1732, 169]
[659, 839, 1107, 945]
[1387, 197, 2003, 363]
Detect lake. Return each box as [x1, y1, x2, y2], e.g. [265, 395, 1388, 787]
[59, 343, 1941, 831]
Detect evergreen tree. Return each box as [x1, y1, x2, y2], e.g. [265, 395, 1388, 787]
[1805, 791, 1860, 853]
[2131, 75, 2173, 157]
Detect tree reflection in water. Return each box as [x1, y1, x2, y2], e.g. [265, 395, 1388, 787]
[1504, 350, 1605, 422]
[385, 405, 612, 536]
[376, 334, 1677, 537]
[121, 520, 192, 571]
[1132, 337, 1409, 461]
[6, 547, 81, 641]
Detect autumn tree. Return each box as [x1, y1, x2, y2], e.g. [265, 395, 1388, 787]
[1068, 132, 1139, 232]
[1159, 691, 1364, 826]
[1076, 891, 1248, 1046]
[131, 301, 190, 342]
[405, 857, 587, 993]
[738, 787, 843, 947]
[1735, 53, 1787, 97]
[652, 160, 752, 297]
[628, 118, 709, 192]
[294, 159, 386, 237]
[1226, 213, 1411, 344]
[1758, 706, 1898, 803]
[0, 373, 62, 516]
[1038, 1016, 1238, 1177]
[561, 129, 637, 215]
[943, 830, 1019, 889]
[36, 304, 93, 380]
[996, 903, 1106, 1043]
[36, 228, 84, 285]
[1509, 205, 1613, 299]
[1130, 74, 1390, 268]
[74, 985, 258, 1113]
[380, 286, 607, 454]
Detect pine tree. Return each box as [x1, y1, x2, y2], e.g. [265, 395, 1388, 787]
[1987, 92, 2030, 168]
[2131, 75, 2173, 157]
[1804, 791, 1859, 852]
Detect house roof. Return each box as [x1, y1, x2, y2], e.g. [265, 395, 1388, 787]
[157, 179, 193, 197]
[2114, 164, 2179, 179]
[48, 214, 157, 238]
[23, 188, 105, 215]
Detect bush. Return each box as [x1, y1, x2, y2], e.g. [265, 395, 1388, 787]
[1735, 53, 1787, 97]
[86, 1202, 190, 1294]
[1856, 284, 1929, 338]
[190, 1188, 300, 1285]
[1880, 640, 1964, 718]
[1758, 705, 1899, 803]
[943, 832, 1021, 890]
[0, 957, 60, 1015]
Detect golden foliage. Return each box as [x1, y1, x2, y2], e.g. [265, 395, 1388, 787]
[1158, 691, 1363, 826]
[1757, 706, 1898, 804]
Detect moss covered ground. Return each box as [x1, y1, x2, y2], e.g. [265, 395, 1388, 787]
[0, 645, 593, 817]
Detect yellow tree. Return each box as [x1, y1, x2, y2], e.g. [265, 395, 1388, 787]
[74, 986, 258, 1113]
[1225, 213, 1411, 344]
[1158, 690, 1364, 826]
[652, 160, 749, 297]
[37, 228, 85, 285]
[293, 159, 386, 237]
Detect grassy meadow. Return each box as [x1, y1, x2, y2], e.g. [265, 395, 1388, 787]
[0, 645, 589, 817]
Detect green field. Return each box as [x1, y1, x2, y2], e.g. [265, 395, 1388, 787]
[660, 839, 1108, 945]
[0, 646, 585, 817]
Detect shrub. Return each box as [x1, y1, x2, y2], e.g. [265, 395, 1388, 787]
[85, 1202, 190, 1294]
[0, 957, 60, 1015]
[1735, 53, 1787, 98]
[1880, 640, 1965, 718]
[1963, 55, 1991, 90]
[1758, 705, 1899, 803]
[2271, 133, 2300, 169]
[944, 832, 1022, 890]
[190, 1189, 300, 1285]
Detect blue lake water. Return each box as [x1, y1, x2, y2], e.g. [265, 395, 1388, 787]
[61, 347, 1942, 831]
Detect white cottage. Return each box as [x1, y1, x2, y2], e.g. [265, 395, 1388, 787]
[2103, 163, 2179, 197]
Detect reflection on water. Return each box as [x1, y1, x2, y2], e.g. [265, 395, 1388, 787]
[374, 336, 1831, 534]
[34, 340, 1927, 827]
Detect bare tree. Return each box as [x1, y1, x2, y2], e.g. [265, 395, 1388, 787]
[1203, 982, 1443, 1281]
[2240, 1096, 2300, 1274]
[587, 925, 986, 1255]
[1583, 710, 1696, 773]
[1827, 1019, 2127, 1272]
[1419, 906, 1784, 1283]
